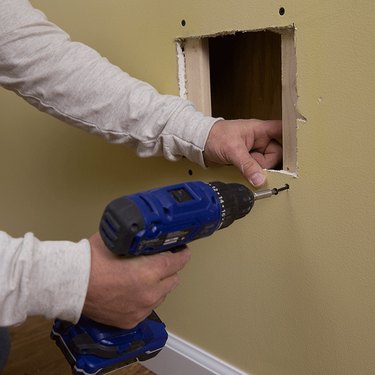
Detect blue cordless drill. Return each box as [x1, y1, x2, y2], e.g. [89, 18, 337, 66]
[51, 180, 289, 375]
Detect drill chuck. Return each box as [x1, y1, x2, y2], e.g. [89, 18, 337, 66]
[208, 182, 255, 229]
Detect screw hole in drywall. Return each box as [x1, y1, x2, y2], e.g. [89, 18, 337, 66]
[188, 169, 193, 176]
[181, 19, 186, 27]
[279, 7, 285, 16]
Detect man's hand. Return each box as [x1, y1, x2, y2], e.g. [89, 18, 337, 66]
[83, 233, 191, 329]
[204, 119, 282, 187]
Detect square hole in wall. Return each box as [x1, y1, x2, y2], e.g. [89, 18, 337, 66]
[177, 28, 297, 174]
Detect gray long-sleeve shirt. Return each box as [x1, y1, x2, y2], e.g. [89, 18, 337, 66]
[0, 0, 217, 326]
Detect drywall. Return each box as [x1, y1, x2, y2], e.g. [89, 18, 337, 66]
[1, 1, 375, 374]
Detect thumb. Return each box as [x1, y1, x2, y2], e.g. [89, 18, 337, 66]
[232, 148, 266, 187]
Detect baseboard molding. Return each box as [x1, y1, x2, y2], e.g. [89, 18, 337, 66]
[143, 333, 250, 375]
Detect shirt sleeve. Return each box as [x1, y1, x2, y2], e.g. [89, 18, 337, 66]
[0, 231, 91, 326]
[0, 0, 218, 167]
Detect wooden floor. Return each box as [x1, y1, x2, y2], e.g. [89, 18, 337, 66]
[3, 316, 156, 375]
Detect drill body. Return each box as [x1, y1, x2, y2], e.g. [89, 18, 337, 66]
[99, 181, 253, 257]
[51, 180, 286, 375]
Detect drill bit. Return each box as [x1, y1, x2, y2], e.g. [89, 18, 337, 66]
[253, 184, 290, 201]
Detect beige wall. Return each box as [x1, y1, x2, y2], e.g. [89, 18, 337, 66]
[1, 1, 375, 374]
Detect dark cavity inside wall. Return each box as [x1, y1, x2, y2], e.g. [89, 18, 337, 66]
[209, 31, 282, 121]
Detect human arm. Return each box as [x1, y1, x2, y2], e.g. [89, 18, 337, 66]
[0, 231, 190, 328]
[0, 0, 282, 177]
[0, 0, 216, 167]
[0, 231, 90, 326]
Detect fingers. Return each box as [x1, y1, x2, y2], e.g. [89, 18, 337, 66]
[152, 249, 192, 280]
[251, 140, 283, 170]
[258, 120, 282, 144]
[237, 142, 283, 187]
[154, 274, 180, 306]
[124, 251, 190, 325]
[127, 273, 181, 326]
[228, 144, 266, 187]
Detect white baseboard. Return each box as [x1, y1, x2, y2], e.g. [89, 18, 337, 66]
[143, 333, 250, 375]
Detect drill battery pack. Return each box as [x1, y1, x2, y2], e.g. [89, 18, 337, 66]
[51, 311, 167, 375]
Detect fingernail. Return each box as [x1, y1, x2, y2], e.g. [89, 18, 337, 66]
[250, 172, 265, 187]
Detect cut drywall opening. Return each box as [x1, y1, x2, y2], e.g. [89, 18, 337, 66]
[177, 27, 298, 174]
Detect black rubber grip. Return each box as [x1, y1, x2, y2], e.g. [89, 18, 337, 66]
[99, 197, 145, 256]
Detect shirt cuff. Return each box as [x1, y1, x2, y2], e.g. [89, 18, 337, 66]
[163, 101, 222, 167]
